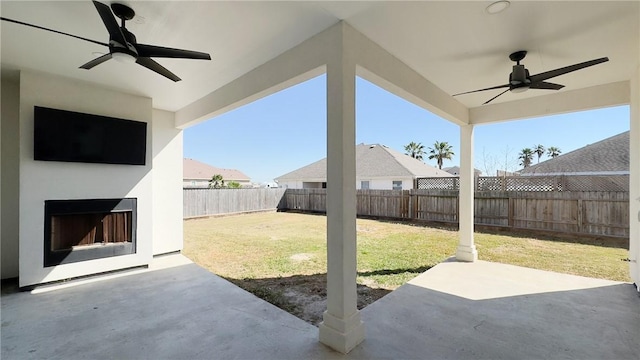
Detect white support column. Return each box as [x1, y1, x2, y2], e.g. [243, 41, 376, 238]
[318, 25, 365, 353]
[456, 124, 478, 262]
[629, 64, 640, 287]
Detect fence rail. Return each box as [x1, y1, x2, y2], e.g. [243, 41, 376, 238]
[183, 188, 287, 218]
[183, 186, 630, 238]
[281, 189, 629, 238]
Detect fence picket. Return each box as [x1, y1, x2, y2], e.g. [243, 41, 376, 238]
[279, 188, 629, 238]
[183, 188, 287, 218]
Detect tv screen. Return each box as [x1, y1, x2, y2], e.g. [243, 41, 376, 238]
[34, 106, 147, 165]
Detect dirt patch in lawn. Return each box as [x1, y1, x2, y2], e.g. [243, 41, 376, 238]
[227, 274, 391, 326]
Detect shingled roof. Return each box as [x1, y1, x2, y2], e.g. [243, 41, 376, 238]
[275, 144, 451, 181]
[183, 158, 250, 181]
[519, 131, 629, 175]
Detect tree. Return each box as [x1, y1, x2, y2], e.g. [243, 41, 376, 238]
[533, 144, 545, 163]
[227, 181, 241, 189]
[480, 145, 519, 177]
[547, 146, 561, 158]
[208, 174, 225, 189]
[518, 148, 534, 168]
[404, 141, 425, 161]
[427, 141, 454, 169]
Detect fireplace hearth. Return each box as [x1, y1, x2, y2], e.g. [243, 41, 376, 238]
[44, 198, 137, 267]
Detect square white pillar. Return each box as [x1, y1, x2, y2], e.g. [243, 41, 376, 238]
[629, 65, 640, 287]
[456, 124, 478, 262]
[318, 30, 365, 353]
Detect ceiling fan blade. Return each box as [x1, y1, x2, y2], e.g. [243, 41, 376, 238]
[79, 53, 113, 69]
[136, 57, 181, 82]
[136, 44, 211, 60]
[0, 16, 108, 47]
[453, 83, 510, 96]
[530, 81, 565, 90]
[92, 0, 127, 47]
[483, 89, 510, 105]
[529, 57, 609, 84]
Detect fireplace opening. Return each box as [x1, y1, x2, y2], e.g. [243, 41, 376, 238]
[44, 198, 137, 267]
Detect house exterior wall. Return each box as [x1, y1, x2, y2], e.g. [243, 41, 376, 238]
[1, 77, 20, 279]
[151, 109, 183, 256]
[278, 180, 302, 189]
[279, 178, 414, 190]
[183, 180, 202, 188]
[356, 178, 413, 190]
[183, 179, 252, 188]
[17, 71, 156, 287]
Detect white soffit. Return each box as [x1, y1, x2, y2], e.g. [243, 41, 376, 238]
[0, 1, 338, 111]
[328, 1, 639, 108]
[1, 1, 638, 114]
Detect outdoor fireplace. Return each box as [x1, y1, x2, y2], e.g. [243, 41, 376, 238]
[44, 198, 137, 267]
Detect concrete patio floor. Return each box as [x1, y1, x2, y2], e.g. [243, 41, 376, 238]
[2, 255, 638, 359]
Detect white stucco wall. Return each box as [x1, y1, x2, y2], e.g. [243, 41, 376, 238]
[630, 66, 639, 286]
[1, 77, 21, 279]
[17, 71, 154, 287]
[152, 109, 183, 255]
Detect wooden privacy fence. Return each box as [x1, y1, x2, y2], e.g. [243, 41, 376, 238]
[183, 188, 287, 218]
[282, 189, 630, 238]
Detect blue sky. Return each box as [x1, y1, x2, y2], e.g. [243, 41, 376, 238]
[184, 75, 630, 183]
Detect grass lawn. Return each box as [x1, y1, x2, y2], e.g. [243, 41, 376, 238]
[183, 211, 631, 324]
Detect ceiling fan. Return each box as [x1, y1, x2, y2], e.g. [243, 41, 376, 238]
[453, 51, 608, 105]
[0, 0, 211, 82]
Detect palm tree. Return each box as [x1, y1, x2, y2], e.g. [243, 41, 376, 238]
[533, 144, 545, 163]
[208, 174, 225, 189]
[404, 141, 425, 161]
[547, 146, 562, 158]
[518, 148, 534, 168]
[427, 141, 454, 169]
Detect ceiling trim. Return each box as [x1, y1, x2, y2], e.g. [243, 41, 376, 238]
[175, 23, 341, 129]
[469, 81, 630, 125]
[346, 23, 469, 126]
[176, 21, 471, 129]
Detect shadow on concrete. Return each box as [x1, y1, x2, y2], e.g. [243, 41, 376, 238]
[222, 272, 392, 326]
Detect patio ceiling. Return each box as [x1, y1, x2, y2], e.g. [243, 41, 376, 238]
[1, 1, 637, 113]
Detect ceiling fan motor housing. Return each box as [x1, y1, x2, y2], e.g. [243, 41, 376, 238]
[510, 64, 530, 86]
[109, 27, 138, 56]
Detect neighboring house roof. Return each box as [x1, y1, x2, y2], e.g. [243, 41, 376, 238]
[183, 158, 250, 181]
[275, 144, 451, 181]
[519, 131, 629, 175]
[443, 166, 482, 176]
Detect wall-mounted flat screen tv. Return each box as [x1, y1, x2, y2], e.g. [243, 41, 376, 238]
[34, 106, 147, 165]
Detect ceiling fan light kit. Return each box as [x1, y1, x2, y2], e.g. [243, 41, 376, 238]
[0, 0, 212, 82]
[111, 52, 136, 64]
[486, 1, 511, 15]
[453, 50, 609, 104]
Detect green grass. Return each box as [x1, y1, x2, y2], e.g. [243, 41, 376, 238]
[183, 212, 631, 289]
